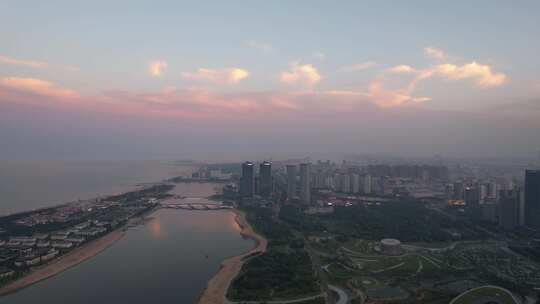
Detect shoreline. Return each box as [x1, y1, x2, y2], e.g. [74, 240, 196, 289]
[198, 209, 268, 304]
[0, 208, 157, 297]
[0, 229, 125, 296]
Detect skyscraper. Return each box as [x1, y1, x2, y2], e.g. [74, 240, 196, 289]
[498, 189, 520, 230]
[453, 181, 464, 200]
[341, 173, 350, 193]
[259, 161, 272, 197]
[299, 163, 311, 204]
[240, 161, 254, 197]
[363, 174, 372, 194]
[286, 164, 297, 199]
[524, 170, 540, 228]
[351, 173, 360, 194]
[465, 187, 481, 220]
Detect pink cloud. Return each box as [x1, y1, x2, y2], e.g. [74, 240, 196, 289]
[434, 62, 507, 87]
[0, 55, 49, 69]
[424, 47, 446, 61]
[339, 61, 376, 72]
[387, 65, 417, 74]
[148, 60, 167, 77]
[0, 77, 78, 99]
[182, 68, 249, 85]
[367, 77, 431, 108]
[280, 62, 321, 86]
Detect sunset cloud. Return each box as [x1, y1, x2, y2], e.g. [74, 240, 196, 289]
[424, 47, 446, 61]
[339, 61, 376, 72]
[367, 77, 431, 108]
[148, 60, 167, 77]
[182, 68, 249, 85]
[0, 55, 49, 69]
[280, 62, 321, 86]
[0, 77, 78, 98]
[387, 65, 417, 73]
[435, 62, 507, 87]
[365, 58, 506, 107]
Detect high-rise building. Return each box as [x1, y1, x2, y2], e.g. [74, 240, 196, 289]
[453, 181, 464, 200]
[363, 174, 372, 194]
[465, 187, 481, 220]
[487, 182, 498, 199]
[259, 161, 272, 197]
[240, 162, 254, 197]
[479, 184, 488, 203]
[286, 164, 297, 199]
[299, 163, 311, 204]
[341, 173, 350, 193]
[498, 190, 521, 229]
[351, 174, 360, 193]
[519, 190, 525, 226]
[524, 170, 540, 228]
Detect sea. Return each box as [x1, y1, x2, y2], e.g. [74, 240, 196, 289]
[0, 161, 252, 304]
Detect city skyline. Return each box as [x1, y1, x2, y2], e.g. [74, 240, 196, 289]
[1, 1, 539, 160]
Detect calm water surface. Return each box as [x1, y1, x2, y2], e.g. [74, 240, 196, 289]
[0, 166, 252, 304]
[0, 160, 195, 214]
[3, 208, 252, 304]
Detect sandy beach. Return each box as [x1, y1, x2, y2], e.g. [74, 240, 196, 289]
[198, 209, 268, 304]
[0, 229, 125, 296]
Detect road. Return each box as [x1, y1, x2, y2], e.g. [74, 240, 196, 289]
[328, 285, 349, 304]
[227, 293, 325, 304]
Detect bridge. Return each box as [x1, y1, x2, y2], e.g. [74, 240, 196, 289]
[160, 203, 233, 211]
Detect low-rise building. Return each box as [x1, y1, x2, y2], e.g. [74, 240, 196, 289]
[33, 233, 49, 240]
[66, 237, 85, 244]
[51, 241, 73, 249]
[50, 233, 69, 241]
[40, 249, 59, 262]
[0, 267, 15, 279]
[36, 240, 50, 248]
[9, 236, 36, 243]
[75, 222, 90, 230]
[25, 255, 41, 266]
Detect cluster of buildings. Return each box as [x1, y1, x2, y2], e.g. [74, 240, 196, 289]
[191, 168, 232, 180]
[239, 161, 274, 198]
[237, 160, 451, 205]
[0, 219, 113, 279]
[448, 170, 540, 230]
[0, 186, 164, 283]
[235, 158, 540, 233]
[13, 204, 86, 227]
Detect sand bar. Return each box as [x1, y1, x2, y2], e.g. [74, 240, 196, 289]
[198, 209, 268, 304]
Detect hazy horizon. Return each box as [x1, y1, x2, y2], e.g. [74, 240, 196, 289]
[1, 1, 539, 161]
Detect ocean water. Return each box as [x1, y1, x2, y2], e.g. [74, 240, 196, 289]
[0, 160, 194, 215]
[0, 176, 252, 304]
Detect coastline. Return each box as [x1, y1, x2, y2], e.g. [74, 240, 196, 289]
[198, 209, 268, 304]
[0, 208, 157, 297]
[0, 229, 125, 296]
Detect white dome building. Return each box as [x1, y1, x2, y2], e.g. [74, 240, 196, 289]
[380, 238, 401, 255]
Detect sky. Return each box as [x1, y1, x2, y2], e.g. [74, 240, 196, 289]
[1, 1, 539, 161]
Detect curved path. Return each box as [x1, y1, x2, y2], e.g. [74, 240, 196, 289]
[328, 285, 349, 304]
[449, 285, 521, 304]
[228, 293, 325, 304]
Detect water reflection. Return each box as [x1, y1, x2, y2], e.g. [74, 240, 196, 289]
[149, 218, 162, 238]
[4, 209, 253, 304]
